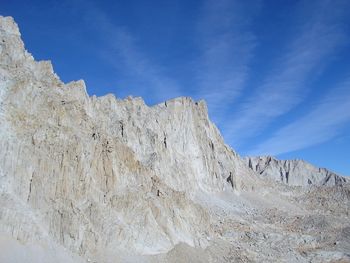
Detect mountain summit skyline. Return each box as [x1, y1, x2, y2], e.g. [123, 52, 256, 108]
[0, 15, 349, 262]
[1, 0, 350, 176]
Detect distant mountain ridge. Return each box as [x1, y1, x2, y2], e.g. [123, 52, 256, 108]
[245, 156, 346, 187]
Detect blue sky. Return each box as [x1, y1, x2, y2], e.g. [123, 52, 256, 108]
[1, 0, 350, 175]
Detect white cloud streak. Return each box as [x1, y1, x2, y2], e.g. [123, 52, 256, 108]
[195, 0, 260, 116]
[75, 0, 182, 102]
[247, 78, 350, 156]
[74, 0, 260, 108]
[223, 0, 349, 145]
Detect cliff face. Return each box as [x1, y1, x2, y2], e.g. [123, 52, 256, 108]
[0, 16, 349, 263]
[245, 156, 346, 187]
[0, 15, 256, 258]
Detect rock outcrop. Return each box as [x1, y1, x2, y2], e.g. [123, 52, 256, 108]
[245, 156, 346, 187]
[0, 15, 255, 258]
[0, 16, 349, 263]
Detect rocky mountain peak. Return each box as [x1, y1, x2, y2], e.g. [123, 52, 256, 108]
[0, 16, 349, 263]
[245, 156, 346, 187]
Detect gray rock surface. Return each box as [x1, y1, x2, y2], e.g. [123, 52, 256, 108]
[245, 156, 346, 187]
[0, 16, 349, 263]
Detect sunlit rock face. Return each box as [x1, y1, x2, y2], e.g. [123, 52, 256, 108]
[0, 16, 349, 263]
[245, 156, 346, 187]
[0, 15, 253, 258]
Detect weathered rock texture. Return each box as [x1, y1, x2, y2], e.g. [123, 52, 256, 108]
[0, 16, 349, 263]
[245, 156, 347, 187]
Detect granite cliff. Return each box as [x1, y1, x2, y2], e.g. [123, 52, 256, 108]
[0, 16, 349, 263]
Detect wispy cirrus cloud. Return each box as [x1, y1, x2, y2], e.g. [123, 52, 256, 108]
[75, 0, 182, 102]
[75, 0, 260, 108]
[223, 0, 349, 145]
[195, 0, 260, 116]
[247, 78, 350, 156]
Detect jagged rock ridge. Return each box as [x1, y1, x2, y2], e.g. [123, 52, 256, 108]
[0, 15, 255, 259]
[0, 16, 349, 263]
[245, 156, 346, 187]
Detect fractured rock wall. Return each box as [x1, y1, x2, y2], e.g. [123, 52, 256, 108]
[1, 16, 348, 263]
[0, 16, 256, 259]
